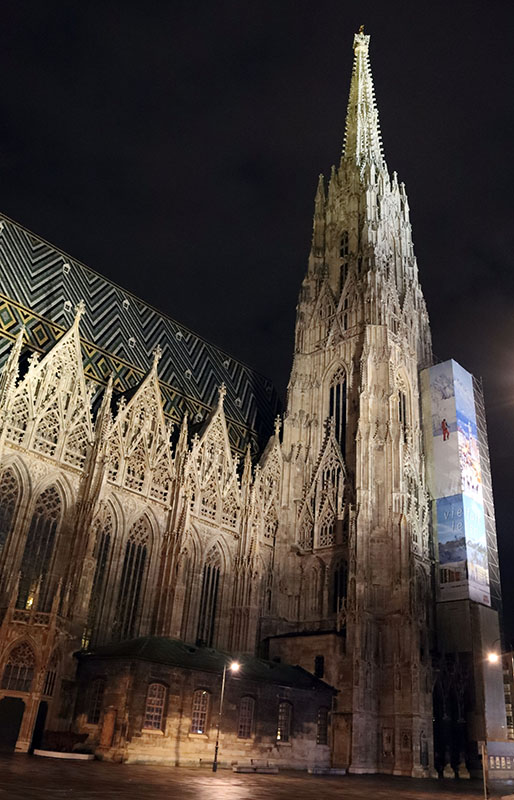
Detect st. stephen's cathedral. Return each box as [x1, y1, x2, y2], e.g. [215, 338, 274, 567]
[0, 30, 508, 777]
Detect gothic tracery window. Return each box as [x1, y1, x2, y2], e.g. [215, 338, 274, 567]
[85, 511, 114, 647]
[1, 642, 35, 693]
[0, 468, 19, 555]
[398, 389, 408, 442]
[18, 485, 61, 611]
[329, 369, 347, 458]
[115, 517, 150, 640]
[196, 547, 221, 647]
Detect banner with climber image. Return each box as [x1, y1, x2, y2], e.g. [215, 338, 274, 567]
[421, 359, 490, 606]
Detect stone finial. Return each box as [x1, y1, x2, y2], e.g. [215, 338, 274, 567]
[74, 300, 86, 323]
[274, 415, 282, 438]
[353, 28, 370, 54]
[218, 383, 227, 404]
[152, 344, 162, 370]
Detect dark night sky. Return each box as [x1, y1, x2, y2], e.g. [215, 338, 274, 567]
[1, 2, 513, 636]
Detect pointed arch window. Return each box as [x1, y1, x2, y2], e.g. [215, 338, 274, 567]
[299, 516, 313, 551]
[398, 389, 408, 442]
[115, 517, 149, 640]
[143, 683, 167, 731]
[0, 468, 19, 555]
[1, 642, 35, 693]
[339, 231, 349, 259]
[18, 486, 61, 611]
[196, 547, 221, 647]
[309, 566, 322, 615]
[85, 511, 114, 648]
[329, 370, 347, 458]
[332, 559, 348, 614]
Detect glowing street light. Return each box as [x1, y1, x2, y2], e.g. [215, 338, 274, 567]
[487, 638, 502, 665]
[212, 660, 240, 772]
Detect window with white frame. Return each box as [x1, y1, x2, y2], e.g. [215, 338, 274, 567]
[143, 683, 167, 731]
[191, 689, 210, 734]
[237, 696, 255, 739]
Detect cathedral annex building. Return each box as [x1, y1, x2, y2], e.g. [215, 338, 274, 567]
[0, 30, 508, 777]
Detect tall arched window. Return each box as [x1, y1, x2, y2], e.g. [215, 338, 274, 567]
[1, 642, 35, 692]
[332, 559, 348, 614]
[143, 683, 167, 731]
[85, 511, 114, 648]
[0, 468, 19, 555]
[398, 389, 408, 442]
[196, 547, 221, 647]
[115, 517, 149, 640]
[18, 486, 61, 611]
[238, 696, 255, 739]
[329, 370, 347, 458]
[277, 700, 292, 742]
[191, 689, 210, 734]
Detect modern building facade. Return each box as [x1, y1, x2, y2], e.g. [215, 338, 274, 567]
[0, 28, 508, 776]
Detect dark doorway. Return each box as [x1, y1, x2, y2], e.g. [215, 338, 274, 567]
[30, 701, 48, 753]
[0, 696, 25, 752]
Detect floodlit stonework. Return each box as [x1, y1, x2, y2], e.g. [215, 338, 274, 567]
[0, 29, 505, 776]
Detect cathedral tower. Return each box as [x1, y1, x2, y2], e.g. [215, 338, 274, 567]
[266, 29, 434, 776]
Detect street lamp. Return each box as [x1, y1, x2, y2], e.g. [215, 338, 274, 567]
[487, 638, 502, 665]
[212, 660, 240, 772]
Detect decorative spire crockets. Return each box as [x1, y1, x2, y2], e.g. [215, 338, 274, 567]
[342, 27, 385, 168]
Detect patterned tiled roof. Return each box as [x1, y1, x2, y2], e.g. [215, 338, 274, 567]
[0, 214, 281, 454]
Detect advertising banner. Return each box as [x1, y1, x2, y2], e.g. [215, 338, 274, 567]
[422, 359, 490, 605]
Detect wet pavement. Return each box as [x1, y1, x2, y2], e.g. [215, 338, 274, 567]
[0, 754, 513, 799]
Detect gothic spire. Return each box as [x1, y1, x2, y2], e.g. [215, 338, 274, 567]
[342, 27, 385, 169]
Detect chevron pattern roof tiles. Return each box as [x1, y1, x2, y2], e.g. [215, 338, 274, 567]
[0, 214, 281, 454]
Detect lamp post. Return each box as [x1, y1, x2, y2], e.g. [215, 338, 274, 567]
[212, 660, 240, 772]
[482, 638, 502, 799]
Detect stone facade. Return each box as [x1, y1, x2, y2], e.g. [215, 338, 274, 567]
[0, 29, 481, 775]
[73, 637, 335, 768]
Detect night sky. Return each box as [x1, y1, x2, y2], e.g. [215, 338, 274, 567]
[1, 3, 513, 637]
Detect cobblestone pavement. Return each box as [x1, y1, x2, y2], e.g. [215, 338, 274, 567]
[0, 755, 513, 799]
